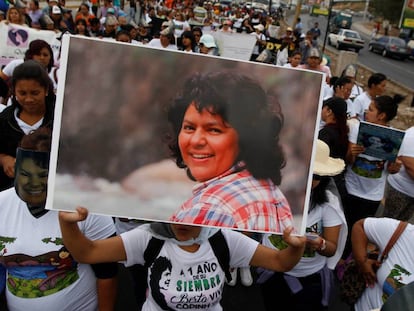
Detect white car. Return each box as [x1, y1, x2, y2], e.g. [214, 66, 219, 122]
[328, 28, 365, 53]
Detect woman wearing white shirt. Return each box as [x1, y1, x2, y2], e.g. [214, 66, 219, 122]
[341, 94, 404, 260]
[259, 140, 347, 311]
[382, 126, 414, 221]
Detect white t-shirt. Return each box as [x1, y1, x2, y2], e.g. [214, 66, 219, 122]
[345, 120, 388, 201]
[355, 218, 414, 311]
[148, 39, 178, 50]
[262, 188, 345, 276]
[0, 188, 116, 311]
[353, 91, 371, 120]
[173, 19, 190, 38]
[250, 32, 266, 55]
[349, 83, 364, 101]
[387, 127, 414, 197]
[14, 108, 44, 134]
[121, 228, 258, 311]
[345, 98, 357, 118]
[1, 59, 23, 78]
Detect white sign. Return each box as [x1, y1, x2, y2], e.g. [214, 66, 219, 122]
[0, 23, 61, 66]
[210, 31, 257, 61]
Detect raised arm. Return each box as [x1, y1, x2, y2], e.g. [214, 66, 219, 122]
[59, 207, 127, 264]
[249, 227, 306, 272]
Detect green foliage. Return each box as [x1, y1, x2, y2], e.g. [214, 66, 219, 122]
[41, 237, 64, 245]
[0, 236, 16, 253]
[371, 0, 405, 24]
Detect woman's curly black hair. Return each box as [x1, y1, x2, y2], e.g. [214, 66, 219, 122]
[166, 71, 286, 185]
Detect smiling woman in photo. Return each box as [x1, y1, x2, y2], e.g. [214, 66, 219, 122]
[167, 71, 293, 233]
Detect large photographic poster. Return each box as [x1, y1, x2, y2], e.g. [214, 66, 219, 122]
[47, 35, 324, 235]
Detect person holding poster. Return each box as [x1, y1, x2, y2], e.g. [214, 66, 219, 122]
[59, 208, 306, 311]
[0, 60, 55, 191]
[0, 127, 118, 311]
[259, 140, 347, 311]
[341, 94, 404, 260]
[167, 71, 294, 233]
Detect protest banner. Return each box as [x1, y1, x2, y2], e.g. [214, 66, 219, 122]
[0, 23, 61, 67]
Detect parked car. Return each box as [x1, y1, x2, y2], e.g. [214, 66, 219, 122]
[328, 28, 365, 53]
[368, 36, 411, 60]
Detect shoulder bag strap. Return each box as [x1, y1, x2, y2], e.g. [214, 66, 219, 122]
[379, 221, 408, 263]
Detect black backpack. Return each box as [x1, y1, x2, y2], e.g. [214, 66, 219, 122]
[143, 230, 232, 282]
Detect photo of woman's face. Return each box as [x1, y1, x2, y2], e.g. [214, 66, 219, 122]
[159, 268, 171, 291]
[178, 103, 239, 182]
[15, 157, 48, 206]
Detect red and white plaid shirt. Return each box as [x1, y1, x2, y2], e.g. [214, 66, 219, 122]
[170, 162, 293, 233]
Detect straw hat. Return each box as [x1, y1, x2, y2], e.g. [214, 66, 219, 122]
[313, 140, 345, 176]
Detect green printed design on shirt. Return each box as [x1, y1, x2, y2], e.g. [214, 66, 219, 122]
[7, 270, 79, 298]
[382, 264, 412, 302]
[0, 236, 16, 256]
[352, 157, 385, 179]
[5, 246, 80, 298]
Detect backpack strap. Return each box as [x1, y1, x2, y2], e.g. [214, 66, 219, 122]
[379, 221, 408, 263]
[143, 237, 165, 268]
[208, 230, 232, 283]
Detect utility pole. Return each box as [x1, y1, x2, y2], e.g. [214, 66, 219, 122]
[363, 0, 369, 22]
[322, 0, 334, 53]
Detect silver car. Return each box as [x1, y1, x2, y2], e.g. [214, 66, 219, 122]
[328, 29, 365, 53]
[368, 36, 411, 60]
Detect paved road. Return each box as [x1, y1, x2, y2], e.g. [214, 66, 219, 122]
[294, 12, 414, 91]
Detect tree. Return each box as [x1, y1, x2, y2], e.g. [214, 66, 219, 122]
[371, 0, 405, 24]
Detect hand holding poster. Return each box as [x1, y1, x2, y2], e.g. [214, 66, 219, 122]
[357, 121, 406, 161]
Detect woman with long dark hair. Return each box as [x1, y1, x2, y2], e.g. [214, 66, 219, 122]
[342, 94, 405, 260]
[167, 71, 290, 232]
[179, 30, 196, 52]
[0, 60, 55, 191]
[319, 96, 349, 161]
[259, 140, 347, 311]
